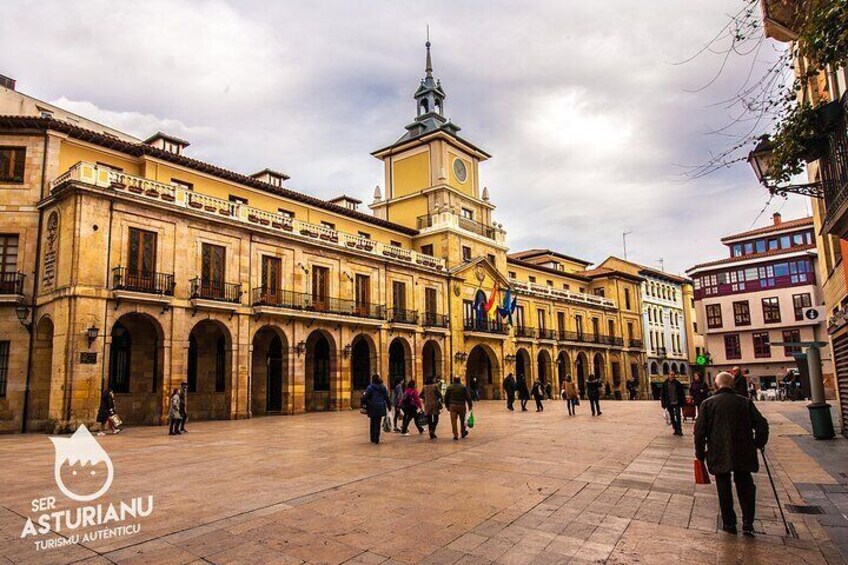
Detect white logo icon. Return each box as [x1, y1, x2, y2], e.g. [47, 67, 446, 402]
[50, 425, 114, 502]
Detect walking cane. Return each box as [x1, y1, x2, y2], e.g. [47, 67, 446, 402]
[760, 447, 791, 536]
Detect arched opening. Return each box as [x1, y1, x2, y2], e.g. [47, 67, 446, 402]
[251, 326, 288, 415]
[350, 334, 375, 405]
[593, 353, 605, 382]
[29, 317, 55, 431]
[650, 361, 659, 375]
[576, 352, 588, 398]
[557, 351, 571, 389]
[679, 363, 687, 375]
[537, 349, 552, 386]
[466, 344, 499, 399]
[422, 340, 442, 382]
[515, 348, 531, 382]
[671, 362, 679, 374]
[388, 337, 412, 389]
[187, 320, 232, 421]
[306, 330, 336, 412]
[663, 362, 670, 375]
[109, 313, 164, 425]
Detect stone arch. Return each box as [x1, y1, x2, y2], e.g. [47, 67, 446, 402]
[251, 325, 289, 416]
[28, 316, 55, 431]
[593, 352, 605, 381]
[388, 336, 413, 388]
[663, 362, 670, 375]
[350, 333, 377, 404]
[421, 339, 442, 383]
[187, 319, 233, 421]
[537, 349, 553, 387]
[515, 347, 532, 383]
[108, 312, 165, 425]
[465, 343, 500, 400]
[650, 361, 659, 375]
[576, 352, 589, 398]
[556, 350, 571, 390]
[305, 329, 337, 412]
[671, 362, 679, 374]
[679, 363, 687, 375]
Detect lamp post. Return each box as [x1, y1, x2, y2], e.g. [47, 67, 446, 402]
[747, 136, 824, 198]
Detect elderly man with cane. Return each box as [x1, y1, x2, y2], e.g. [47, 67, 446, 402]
[694, 371, 769, 537]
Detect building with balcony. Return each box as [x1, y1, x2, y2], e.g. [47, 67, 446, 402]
[0, 41, 645, 432]
[687, 213, 833, 393]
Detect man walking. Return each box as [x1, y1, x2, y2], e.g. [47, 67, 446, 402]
[586, 374, 602, 416]
[179, 381, 189, 433]
[626, 376, 639, 400]
[695, 372, 769, 536]
[731, 366, 749, 398]
[503, 373, 516, 411]
[392, 378, 404, 432]
[660, 371, 685, 436]
[444, 376, 473, 440]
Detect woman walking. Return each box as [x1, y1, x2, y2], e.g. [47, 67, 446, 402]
[168, 388, 182, 435]
[400, 380, 425, 436]
[363, 374, 391, 444]
[690, 372, 710, 417]
[532, 378, 545, 412]
[562, 376, 579, 416]
[421, 376, 443, 439]
[96, 388, 121, 436]
[517, 374, 530, 412]
[586, 374, 602, 416]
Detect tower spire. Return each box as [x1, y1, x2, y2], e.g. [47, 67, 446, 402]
[425, 26, 433, 78]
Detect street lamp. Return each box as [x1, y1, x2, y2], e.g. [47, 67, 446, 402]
[454, 351, 468, 363]
[295, 341, 306, 356]
[747, 136, 825, 198]
[87, 325, 100, 348]
[343, 344, 352, 358]
[15, 304, 32, 333]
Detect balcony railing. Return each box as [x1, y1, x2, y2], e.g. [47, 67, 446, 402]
[557, 331, 624, 347]
[537, 328, 556, 340]
[629, 339, 644, 348]
[508, 279, 616, 310]
[190, 278, 242, 303]
[0, 272, 24, 295]
[421, 312, 449, 328]
[52, 162, 447, 272]
[463, 317, 508, 334]
[515, 325, 536, 338]
[558, 330, 584, 342]
[252, 288, 386, 320]
[417, 212, 505, 242]
[112, 267, 175, 296]
[389, 308, 418, 325]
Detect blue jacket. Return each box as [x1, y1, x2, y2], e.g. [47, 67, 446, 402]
[364, 383, 390, 418]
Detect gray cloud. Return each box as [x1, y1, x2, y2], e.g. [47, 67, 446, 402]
[0, 0, 808, 275]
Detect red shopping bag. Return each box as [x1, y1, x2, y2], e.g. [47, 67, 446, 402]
[694, 459, 711, 485]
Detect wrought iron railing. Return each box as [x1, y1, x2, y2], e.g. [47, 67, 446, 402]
[252, 288, 386, 319]
[629, 339, 644, 348]
[421, 312, 449, 328]
[0, 272, 24, 295]
[515, 325, 536, 338]
[190, 278, 242, 303]
[822, 96, 848, 228]
[537, 328, 557, 340]
[558, 330, 584, 342]
[463, 317, 508, 334]
[112, 267, 175, 295]
[389, 308, 419, 324]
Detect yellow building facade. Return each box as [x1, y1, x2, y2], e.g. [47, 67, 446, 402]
[0, 45, 646, 433]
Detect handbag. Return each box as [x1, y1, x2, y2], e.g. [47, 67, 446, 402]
[108, 414, 122, 428]
[694, 458, 710, 485]
[415, 411, 428, 428]
[382, 416, 391, 433]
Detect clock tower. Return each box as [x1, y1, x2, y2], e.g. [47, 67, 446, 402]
[370, 39, 507, 272]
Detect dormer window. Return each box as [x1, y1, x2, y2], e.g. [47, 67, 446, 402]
[144, 132, 190, 156]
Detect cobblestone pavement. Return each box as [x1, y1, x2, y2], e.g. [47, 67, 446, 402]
[0, 400, 846, 564]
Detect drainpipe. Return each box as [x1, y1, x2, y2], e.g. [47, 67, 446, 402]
[448, 272, 454, 380]
[100, 199, 115, 392]
[21, 131, 49, 433]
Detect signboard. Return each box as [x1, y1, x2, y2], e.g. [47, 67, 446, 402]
[695, 354, 708, 366]
[79, 352, 98, 364]
[802, 306, 824, 322]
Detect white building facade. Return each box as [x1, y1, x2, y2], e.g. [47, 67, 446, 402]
[642, 270, 690, 383]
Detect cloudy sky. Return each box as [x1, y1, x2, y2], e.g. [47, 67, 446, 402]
[0, 0, 808, 275]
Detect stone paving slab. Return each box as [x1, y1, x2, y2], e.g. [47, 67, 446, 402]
[0, 401, 845, 563]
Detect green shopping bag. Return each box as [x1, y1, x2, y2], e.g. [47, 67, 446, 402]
[467, 410, 475, 429]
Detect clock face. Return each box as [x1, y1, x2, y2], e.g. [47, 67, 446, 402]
[453, 158, 468, 183]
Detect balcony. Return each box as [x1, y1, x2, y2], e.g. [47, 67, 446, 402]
[421, 312, 449, 328]
[388, 308, 418, 325]
[417, 211, 506, 245]
[190, 278, 242, 303]
[112, 267, 175, 296]
[463, 317, 508, 335]
[820, 96, 848, 238]
[515, 325, 535, 339]
[508, 279, 616, 310]
[537, 328, 557, 341]
[252, 288, 386, 320]
[558, 331, 584, 342]
[51, 162, 447, 273]
[629, 339, 644, 349]
[0, 272, 25, 298]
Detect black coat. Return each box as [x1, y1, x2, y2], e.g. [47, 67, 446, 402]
[694, 388, 769, 474]
[517, 376, 530, 400]
[96, 391, 115, 423]
[503, 376, 516, 395]
[732, 373, 749, 398]
[689, 380, 710, 405]
[660, 379, 686, 408]
[364, 383, 390, 418]
[586, 378, 601, 400]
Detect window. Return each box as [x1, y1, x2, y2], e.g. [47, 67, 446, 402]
[783, 329, 801, 356]
[312, 266, 329, 308]
[127, 228, 157, 289]
[624, 288, 631, 310]
[529, 276, 536, 283]
[421, 244, 434, 256]
[392, 281, 406, 312]
[780, 235, 791, 248]
[0, 234, 19, 275]
[358, 231, 371, 240]
[508, 271, 516, 279]
[575, 315, 583, 338]
[321, 221, 336, 231]
[563, 283, 570, 290]
[733, 301, 750, 326]
[355, 274, 371, 312]
[463, 299, 474, 324]
[627, 322, 634, 340]
[0, 341, 8, 397]
[768, 238, 778, 251]
[608, 319, 615, 337]
[793, 293, 812, 321]
[753, 332, 771, 358]
[594, 288, 605, 297]
[489, 254, 497, 265]
[425, 287, 437, 317]
[462, 246, 472, 262]
[744, 242, 754, 255]
[732, 244, 742, 257]
[228, 195, 248, 205]
[461, 208, 474, 220]
[537, 309, 546, 330]
[755, 240, 766, 253]
[701, 274, 719, 296]
[557, 312, 566, 333]
[0, 147, 25, 183]
[706, 304, 722, 328]
[591, 318, 600, 338]
[278, 209, 295, 218]
[261, 256, 281, 299]
[793, 233, 805, 246]
[201, 243, 226, 298]
[724, 334, 741, 360]
[390, 240, 402, 247]
[171, 178, 193, 191]
[762, 297, 781, 323]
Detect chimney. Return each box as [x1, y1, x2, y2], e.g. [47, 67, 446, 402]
[0, 74, 16, 91]
[773, 212, 782, 226]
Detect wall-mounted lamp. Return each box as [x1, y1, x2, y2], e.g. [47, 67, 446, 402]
[504, 354, 516, 365]
[295, 340, 306, 356]
[87, 325, 100, 348]
[343, 344, 352, 358]
[454, 351, 468, 363]
[296, 262, 309, 274]
[15, 305, 32, 333]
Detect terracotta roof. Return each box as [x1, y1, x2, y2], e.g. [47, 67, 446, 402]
[686, 243, 817, 272]
[506, 257, 590, 282]
[720, 216, 813, 243]
[0, 115, 418, 236]
[578, 267, 644, 283]
[602, 256, 690, 284]
[507, 249, 592, 267]
[144, 131, 190, 147]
